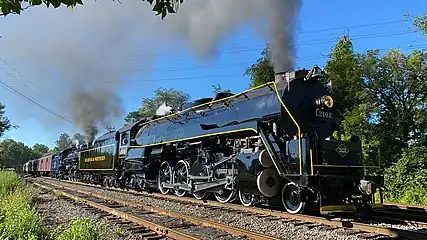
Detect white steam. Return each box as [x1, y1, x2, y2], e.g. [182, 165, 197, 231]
[156, 103, 173, 116]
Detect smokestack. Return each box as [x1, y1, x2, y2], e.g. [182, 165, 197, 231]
[274, 72, 286, 84]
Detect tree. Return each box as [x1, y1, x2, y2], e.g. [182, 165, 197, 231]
[55, 133, 73, 150]
[244, 44, 275, 88]
[0, 139, 38, 169]
[125, 87, 190, 124]
[0, 0, 183, 18]
[325, 36, 364, 115]
[32, 143, 49, 156]
[212, 84, 232, 94]
[0, 103, 15, 138]
[324, 36, 374, 142]
[73, 133, 86, 145]
[358, 49, 427, 167]
[414, 14, 427, 34]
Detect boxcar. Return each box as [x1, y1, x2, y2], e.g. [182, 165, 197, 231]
[31, 159, 39, 176]
[38, 155, 52, 176]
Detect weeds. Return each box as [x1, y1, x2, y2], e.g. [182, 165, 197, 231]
[0, 171, 120, 240]
[0, 171, 47, 239]
[53, 218, 108, 240]
[0, 171, 25, 197]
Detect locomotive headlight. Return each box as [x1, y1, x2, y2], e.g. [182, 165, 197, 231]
[315, 95, 334, 108]
[324, 95, 334, 108]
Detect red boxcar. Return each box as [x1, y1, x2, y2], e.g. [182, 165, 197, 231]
[38, 155, 52, 176]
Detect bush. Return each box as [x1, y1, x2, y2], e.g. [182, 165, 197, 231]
[53, 219, 107, 240]
[0, 171, 25, 197]
[383, 146, 427, 205]
[0, 171, 47, 239]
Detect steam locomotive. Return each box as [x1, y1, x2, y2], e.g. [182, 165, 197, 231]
[24, 66, 384, 214]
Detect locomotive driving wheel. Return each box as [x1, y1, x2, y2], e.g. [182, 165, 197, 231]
[173, 160, 190, 197]
[214, 188, 237, 203]
[281, 182, 306, 214]
[158, 161, 172, 195]
[238, 190, 258, 207]
[193, 190, 208, 200]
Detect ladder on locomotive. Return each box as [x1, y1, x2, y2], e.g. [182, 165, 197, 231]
[258, 122, 295, 176]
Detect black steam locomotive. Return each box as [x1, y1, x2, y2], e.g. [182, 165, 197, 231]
[25, 66, 384, 214]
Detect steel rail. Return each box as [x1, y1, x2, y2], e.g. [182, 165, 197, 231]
[32, 181, 200, 240]
[39, 180, 280, 240]
[39, 177, 427, 240]
[383, 203, 427, 211]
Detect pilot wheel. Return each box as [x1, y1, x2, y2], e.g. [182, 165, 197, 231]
[282, 182, 306, 214]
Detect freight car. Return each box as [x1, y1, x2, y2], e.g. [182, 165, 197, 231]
[24, 66, 384, 215]
[38, 155, 52, 176]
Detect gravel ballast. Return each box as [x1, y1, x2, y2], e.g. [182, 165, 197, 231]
[37, 179, 384, 240]
[33, 187, 168, 240]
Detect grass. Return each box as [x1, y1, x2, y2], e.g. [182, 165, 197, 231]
[0, 171, 47, 240]
[0, 171, 118, 240]
[52, 218, 108, 240]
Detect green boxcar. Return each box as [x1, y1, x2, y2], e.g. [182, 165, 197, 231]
[79, 132, 118, 171]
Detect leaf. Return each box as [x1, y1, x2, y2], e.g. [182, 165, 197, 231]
[30, 0, 43, 6]
[152, 2, 164, 14]
[165, 1, 175, 14]
[161, 6, 167, 19]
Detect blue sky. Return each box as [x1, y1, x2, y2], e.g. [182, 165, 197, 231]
[0, 0, 426, 149]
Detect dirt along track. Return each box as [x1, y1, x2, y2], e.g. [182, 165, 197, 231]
[30, 179, 280, 240]
[32, 177, 427, 240]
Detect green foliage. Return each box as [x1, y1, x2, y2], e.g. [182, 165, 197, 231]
[0, 171, 47, 239]
[324, 36, 379, 167]
[321, 34, 427, 204]
[53, 132, 86, 151]
[55, 133, 73, 151]
[73, 133, 86, 145]
[0, 139, 40, 169]
[0, 171, 24, 197]
[53, 218, 106, 240]
[414, 14, 427, 34]
[0, 0, 183, 19]
[244, 44, 275, 88]
[32, 143, 49, 157]
[383, 146, 427, 204]
[146, 0, 184, 19]
[0, 103, 16, 138]
[125, 87, 190, 124]
[324, 36, 365, 116]
[325, 35, 427, 169]
[358, 49, 427, 167]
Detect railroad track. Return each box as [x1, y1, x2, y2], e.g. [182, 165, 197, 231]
[31, 179, 279, 240]
[34, 177, 427, 240]
[372, 205, 427, 229]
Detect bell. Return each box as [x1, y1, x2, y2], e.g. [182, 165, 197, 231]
[311, 65, 323, 78]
